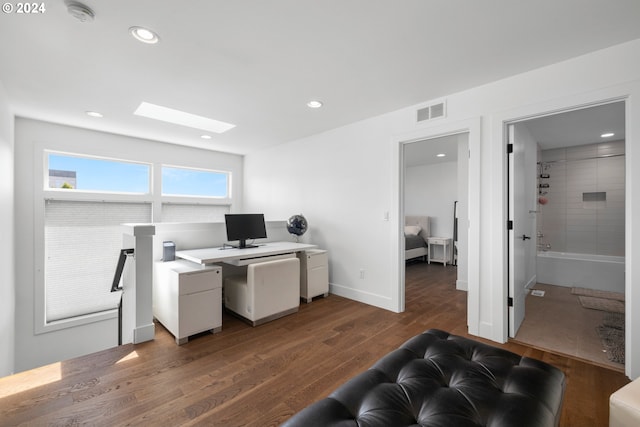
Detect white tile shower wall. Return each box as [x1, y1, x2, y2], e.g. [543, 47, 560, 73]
[538, 141, 624, 256]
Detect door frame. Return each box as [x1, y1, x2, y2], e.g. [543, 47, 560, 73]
[391, 117, 481, 335]
[491, 82, 638, 378]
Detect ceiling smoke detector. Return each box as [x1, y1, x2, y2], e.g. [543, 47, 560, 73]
[66, 2, 95, 22]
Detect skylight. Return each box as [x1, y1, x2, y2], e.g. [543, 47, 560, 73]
[134, 102, 236, 134]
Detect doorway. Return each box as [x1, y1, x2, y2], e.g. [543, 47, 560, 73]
[507, 101, 626, 369]
[402, 132, 470, 304]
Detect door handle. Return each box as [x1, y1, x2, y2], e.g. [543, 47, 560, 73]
[521, 235, 531, 241]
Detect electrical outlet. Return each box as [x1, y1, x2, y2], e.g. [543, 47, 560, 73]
[359, 269, 365, 279]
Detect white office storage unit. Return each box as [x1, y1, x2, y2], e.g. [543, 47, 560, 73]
[153, 260, 222, 345]
[298, 249, 329, 303]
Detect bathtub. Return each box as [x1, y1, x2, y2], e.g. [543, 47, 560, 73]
[536, 251, 625, 294]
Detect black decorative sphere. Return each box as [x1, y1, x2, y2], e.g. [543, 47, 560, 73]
[287, 214, 308, 237]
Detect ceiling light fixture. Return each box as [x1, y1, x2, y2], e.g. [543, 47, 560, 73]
[200, 135, 212, 140]
[307, 100, 323, 109]
[601, 132, 615, 138]
[134, 102, 236, 134]
[436, 153, 446, 157]
[129, 26, 160, 44]
[86, 111, 103, 118]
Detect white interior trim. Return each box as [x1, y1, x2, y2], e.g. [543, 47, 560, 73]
[391, 117, 481, 336]
[491, 81, 640, 379]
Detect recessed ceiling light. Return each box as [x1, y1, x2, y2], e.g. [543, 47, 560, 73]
[436, 153, 446, 157]
[86, 111, 103, 118]
[601, 132, 615, 138]
[134, 102, 236, 134]
[307, 100, 323, 109]
[200, 135, 212, 140]
[129, 26, 159, 44]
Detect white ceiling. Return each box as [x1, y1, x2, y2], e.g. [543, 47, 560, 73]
[404, 134, 460, 167]
[1, 1, 639, 155]
[522, 102, 626, 150]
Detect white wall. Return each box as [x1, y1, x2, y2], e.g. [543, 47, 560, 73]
[405, 160, 457, 240]
[245, 113, 404, 310]
[13, 118, 243, 372]
[0, 81, 15, 376]
[244, 39, 640, 378]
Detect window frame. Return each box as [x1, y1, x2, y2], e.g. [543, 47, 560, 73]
[160, 163, 232, 203]
[44, 150, 153, 198]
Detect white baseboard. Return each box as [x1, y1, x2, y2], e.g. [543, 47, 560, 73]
[525, 274, 537, 289]
[329, 283, 397, 312]
[133, 323, 155, 344]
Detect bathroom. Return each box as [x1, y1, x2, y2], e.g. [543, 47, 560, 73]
[536, 138, 625, 294]
[513, 101, 626, 369]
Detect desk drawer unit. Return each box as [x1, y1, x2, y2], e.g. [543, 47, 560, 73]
[298, 249, 329, 303]
[154, 260, 222, 345]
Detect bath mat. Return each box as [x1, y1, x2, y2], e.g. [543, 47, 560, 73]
[603, 312, 625, 330]
[578, 296, 625, 313]
[596, 325, 625, 364]
[571, 287, 625, 301]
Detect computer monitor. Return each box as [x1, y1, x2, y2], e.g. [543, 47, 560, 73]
[225, 214, 267, 248]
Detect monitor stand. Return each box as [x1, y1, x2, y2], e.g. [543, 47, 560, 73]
[231, 239, 258, 249]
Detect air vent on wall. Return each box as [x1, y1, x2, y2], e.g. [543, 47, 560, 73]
[416, 100, 447, 123]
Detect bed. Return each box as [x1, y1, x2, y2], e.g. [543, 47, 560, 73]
[404, 215, 430, 261]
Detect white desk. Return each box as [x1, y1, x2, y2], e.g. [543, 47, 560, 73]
[176, 241, 317, 266]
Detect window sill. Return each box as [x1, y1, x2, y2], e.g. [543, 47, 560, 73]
[36, 308, 119, 335]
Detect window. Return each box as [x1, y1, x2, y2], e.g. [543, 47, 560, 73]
[40, 151, 233, 326]
[162, 166, 229, 198]
[43, 152, 153, 325]
[47, 153, 150, 193]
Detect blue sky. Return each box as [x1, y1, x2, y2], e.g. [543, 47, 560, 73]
[49, 154, 227, 197]
[162, 166, 227, 197]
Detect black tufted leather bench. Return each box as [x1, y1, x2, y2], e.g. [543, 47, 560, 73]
[282, 329, 566, 427]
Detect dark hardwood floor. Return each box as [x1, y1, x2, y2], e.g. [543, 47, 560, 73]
[0, 262, 630, 426]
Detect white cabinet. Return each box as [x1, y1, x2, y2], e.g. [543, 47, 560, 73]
[298, 249, 329, 303]
[153, 260, 222, 345]
[427, 237, 452, 266]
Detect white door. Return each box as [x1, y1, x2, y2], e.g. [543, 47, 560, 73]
[508, 124, 528, 338]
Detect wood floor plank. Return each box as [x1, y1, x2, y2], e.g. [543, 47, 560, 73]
[0, 262, 630, 426]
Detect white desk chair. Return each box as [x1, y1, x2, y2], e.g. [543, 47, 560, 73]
[224, 257, 300, 326]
